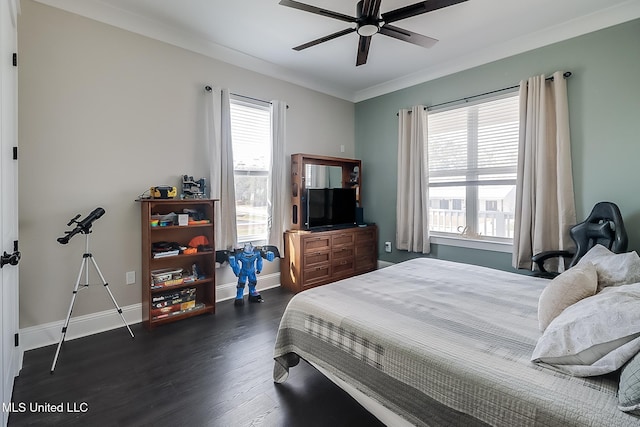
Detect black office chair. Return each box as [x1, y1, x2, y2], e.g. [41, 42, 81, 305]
[531, 201, 628, 277]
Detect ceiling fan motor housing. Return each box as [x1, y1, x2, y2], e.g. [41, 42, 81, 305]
[356, 0, 381, 36]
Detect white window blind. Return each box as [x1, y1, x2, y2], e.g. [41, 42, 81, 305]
[229, 98, 271, 244]
[427, 93, 519, 241]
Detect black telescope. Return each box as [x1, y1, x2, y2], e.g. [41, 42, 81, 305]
[57, 207, 105, 244]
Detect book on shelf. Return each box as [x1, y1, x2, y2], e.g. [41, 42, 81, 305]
[152, 250, 180, 258]
[152, 302, 205, 320]
[151, 288, 196, 304]
[151, 299, 196, 318]
[150, 276, 203, 290]
[150, 288, 197, 318]
[151, 294, 195, 309]
[150, 278, 185, 290]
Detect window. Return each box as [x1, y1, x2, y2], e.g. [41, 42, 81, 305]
[427, 93, 519, 243]
[485, 200, 498, 211]
[229, 98, 271, 244]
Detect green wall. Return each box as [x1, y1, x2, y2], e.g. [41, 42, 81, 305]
[355, 19, 640, 271]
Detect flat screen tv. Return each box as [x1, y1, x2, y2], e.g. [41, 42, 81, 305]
[306, 188, 357, 229]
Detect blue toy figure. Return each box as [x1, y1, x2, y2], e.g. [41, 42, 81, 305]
[227, 243, 277, 306]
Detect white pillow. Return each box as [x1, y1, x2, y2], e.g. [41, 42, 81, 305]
[577, 244, 640, 291]
[537, 262, 597, 332]
[531, 283, 640, 377]
[619, 351, 640, 414]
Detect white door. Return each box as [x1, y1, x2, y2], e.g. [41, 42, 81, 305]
[1, 1, 21, 426]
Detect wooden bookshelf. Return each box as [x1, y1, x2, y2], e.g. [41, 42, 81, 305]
[139, 199, 217, 329]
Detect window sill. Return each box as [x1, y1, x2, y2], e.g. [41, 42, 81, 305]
[430, 235, 512, 253]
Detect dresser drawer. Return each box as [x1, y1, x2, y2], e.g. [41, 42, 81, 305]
[355, 228, 377, 273]
[355, 244, 375, 258]
[303, 264, 331, 287]
[332, 231, 355, 247]
[332, 245, 354, 260]
[332, 258, 354, 277]
[355, 227, 376, 244]
[302, 235, 331, 253]
[355, 255, 376, 273]
[304, 250, 330, 266]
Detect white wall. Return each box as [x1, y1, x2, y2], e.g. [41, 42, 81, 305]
[17, 0, 355, 331]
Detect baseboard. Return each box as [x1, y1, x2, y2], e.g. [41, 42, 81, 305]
[377, 260, 394, 269]
[19, 303, 143, 353]
[215, 272, 282, 301]
[19, 272, 283, 353]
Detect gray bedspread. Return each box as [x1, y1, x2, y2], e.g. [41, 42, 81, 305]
[273, 257, 640, 426]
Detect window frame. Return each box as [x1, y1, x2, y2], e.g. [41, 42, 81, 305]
[426, 91, 519, 252]
[229, 96, 272, 246]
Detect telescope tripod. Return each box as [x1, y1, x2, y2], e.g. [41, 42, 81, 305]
[51, 231, 135, 373]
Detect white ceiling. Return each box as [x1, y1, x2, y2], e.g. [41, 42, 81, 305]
[34, 0, 640, 102]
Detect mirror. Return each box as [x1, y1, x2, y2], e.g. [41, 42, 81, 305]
[305, 164, 343, 189]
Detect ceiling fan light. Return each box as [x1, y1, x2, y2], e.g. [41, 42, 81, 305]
[357, 24, 379, 37]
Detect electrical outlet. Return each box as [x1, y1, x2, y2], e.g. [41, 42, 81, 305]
[384, 241, 392, 253]
[126, 271, 136, 285]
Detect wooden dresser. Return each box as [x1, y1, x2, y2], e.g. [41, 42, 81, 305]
[281, 225, 378, 293]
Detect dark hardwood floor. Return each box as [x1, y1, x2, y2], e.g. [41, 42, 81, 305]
[9, 287, 385, 427]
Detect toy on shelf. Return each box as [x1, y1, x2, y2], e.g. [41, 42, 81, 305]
[216, 243, 280, 306]
[181, 175, 206, 199]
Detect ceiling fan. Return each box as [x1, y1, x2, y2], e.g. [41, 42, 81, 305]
[279, 0, 469, 66]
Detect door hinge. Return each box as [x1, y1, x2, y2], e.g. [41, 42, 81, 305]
[13, 147, 17, 160]
[1, 241, 21, 268]
[12, 53, 17, 67]
[14, 333, 19, 347]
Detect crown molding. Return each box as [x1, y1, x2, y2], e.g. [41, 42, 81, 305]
[32, 0, 640, 104]
[352, 0, 640, 102]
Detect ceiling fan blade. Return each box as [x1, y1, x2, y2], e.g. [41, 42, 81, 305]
[381, 0, 468, 24]
[293, 28, 356, 51]
[379, 25, 438, 48]
[361, 0, 382, 19]
[279, 0, 356, 23]
[356, 35, 372, 66]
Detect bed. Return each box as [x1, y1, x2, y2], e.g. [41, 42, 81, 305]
[273, 257, 640, 426]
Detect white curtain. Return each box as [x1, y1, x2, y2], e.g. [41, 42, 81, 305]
[396, 106, 430, 254]
[268, 100, 287, 249]
[205, 86, 238, 250]
[512, 71, 576, 271]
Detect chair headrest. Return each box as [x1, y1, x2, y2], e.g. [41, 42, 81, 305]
[569, 202, 628, 267]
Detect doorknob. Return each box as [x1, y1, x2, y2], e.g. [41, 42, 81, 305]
[0, 250, 20, 268]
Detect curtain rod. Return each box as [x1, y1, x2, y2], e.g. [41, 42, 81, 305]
[399, 72, 572, 114]
[204, 85, 288, 109]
